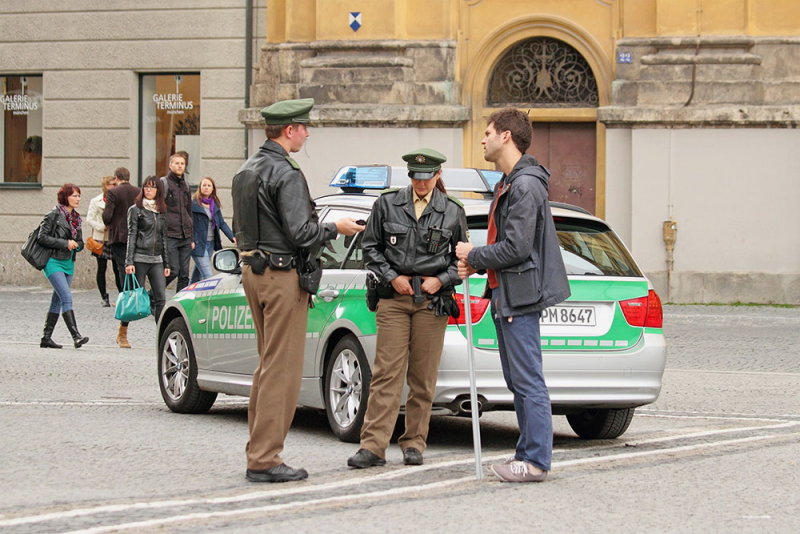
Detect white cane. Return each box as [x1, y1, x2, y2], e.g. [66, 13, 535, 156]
[461, 272, 483, 480]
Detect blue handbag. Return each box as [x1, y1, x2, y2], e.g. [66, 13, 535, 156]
[114, 274, 152, 322]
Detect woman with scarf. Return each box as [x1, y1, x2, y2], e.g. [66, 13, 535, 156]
[124, 176, 171, 338]
[38, 183, 89, 349]
[190, 177, 234, 282]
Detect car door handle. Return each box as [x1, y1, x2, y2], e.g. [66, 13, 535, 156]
[318, 288, 340, 302]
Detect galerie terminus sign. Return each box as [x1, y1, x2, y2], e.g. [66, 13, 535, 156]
[1, 94, 39, 115]
[152, 93, 195, 115]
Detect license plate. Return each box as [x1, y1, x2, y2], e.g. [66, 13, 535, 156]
[540, 306, 596, 326]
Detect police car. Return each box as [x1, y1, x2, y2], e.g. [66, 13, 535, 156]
[156, 165, 666, 442]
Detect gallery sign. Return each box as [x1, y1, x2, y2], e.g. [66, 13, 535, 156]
[1, 94, 39, 115]
[152, 93, 195, 115]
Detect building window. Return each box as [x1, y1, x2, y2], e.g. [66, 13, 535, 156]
[487, 37, 598, 107]
[140, 73, 201, 182]
[2, 75, 43, 184]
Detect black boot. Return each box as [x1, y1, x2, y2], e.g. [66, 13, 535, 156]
[101, 293, 111, 307]
[40, 312, 63, 349]
[62, 310, 89, 348]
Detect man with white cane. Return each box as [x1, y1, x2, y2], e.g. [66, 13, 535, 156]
[456, 108, 570, 483]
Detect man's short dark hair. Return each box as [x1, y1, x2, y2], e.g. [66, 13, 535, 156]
[114, 167, 130, 182]
[488, 108, 532, 154]
[265, 123, 294, 140]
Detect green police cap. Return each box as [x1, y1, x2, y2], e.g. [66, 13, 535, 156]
[402, 148, 447, 180]
[260, 98, 315, 126]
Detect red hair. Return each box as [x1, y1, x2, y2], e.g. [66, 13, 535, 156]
[57, 183, 81, 206]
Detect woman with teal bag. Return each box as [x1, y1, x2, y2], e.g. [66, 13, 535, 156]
[123, 176, 171, 340]
[38, 183, 89, 349]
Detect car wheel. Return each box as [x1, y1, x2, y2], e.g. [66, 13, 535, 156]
[566, 408, 635, 439]
[158, 317, 217, 414]
[324, 335, 371, 443]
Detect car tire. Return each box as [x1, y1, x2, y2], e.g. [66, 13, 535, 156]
[158, 317, 217, 414]
[324, 335, 371, 443]
[566, 408, 635, 439]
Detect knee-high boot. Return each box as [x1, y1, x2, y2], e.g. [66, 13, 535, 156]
[40, 312, 63, 349]
[62, 310, 89, 348]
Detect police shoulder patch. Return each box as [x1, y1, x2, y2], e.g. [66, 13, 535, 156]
[447, 194, 464, 208]
[285, 156, 301, 170]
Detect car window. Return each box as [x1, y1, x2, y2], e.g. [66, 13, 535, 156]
[465, 214, 642, 277]
[319, 208, 368, 269]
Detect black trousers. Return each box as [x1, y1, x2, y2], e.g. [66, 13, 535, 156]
[164, 236, 193, 292]
[110, 243, 129, 327]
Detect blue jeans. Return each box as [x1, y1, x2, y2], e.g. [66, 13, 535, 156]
[492, 304, 552, 471]
[191, 243, 213, 282]
[47, 271, 74, 313]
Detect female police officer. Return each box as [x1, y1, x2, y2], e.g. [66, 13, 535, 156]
[347, 148, 468, 468]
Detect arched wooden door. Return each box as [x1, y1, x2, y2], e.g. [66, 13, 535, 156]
[487, 36, 599, 214]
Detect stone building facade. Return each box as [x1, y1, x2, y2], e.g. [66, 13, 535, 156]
[242, 0, 799, 304]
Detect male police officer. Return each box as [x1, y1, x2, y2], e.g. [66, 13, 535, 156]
[347, 148, 467, 469]
[232, 98, 364, 483]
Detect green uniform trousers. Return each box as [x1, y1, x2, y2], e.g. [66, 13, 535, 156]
[242, 265, 309, 470]
[360, 294, 448, 457]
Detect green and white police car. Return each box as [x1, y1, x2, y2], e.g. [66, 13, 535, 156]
[156, 165, 666, 442]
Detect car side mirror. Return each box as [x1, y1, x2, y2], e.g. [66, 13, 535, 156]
[213, 248, 241, 274]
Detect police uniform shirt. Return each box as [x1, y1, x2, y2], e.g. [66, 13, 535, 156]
[413, 189, 433, 220]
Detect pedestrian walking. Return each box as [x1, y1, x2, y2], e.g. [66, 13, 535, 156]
[125, 176, 171, 324]
[190, 176, 235, 282]
[161, 153, 194, 292]
[85, 175, 122, 306]
[347, 148, 467, 470]
[456, 108, 570, 483]
[38, 183, 89, 349]
[102, 167, 140, 348]
[231, 97, 364, 483]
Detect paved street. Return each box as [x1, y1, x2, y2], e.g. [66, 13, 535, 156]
[1, 286, 798, 533]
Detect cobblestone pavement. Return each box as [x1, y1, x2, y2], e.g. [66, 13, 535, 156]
[1, 287, 798, 533]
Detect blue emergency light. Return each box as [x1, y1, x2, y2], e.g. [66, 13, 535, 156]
[330, 165, 391, 192]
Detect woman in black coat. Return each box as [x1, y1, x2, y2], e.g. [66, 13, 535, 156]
[38, 183, 89, 349]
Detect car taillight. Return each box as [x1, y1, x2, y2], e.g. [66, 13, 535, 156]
[448, 293, 490, 325]
[619, 290, 663, 328]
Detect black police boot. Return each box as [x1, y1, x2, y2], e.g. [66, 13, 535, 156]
[101, 293, 111, 307]
[62, 310, 89, 348]
[40, 312, 63, 349]
[347, 448, 386, 469]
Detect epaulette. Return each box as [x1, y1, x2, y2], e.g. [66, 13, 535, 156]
[380, 187, 400, 195]
[285, 156, 301, 170]
[447, 194, 464, 208]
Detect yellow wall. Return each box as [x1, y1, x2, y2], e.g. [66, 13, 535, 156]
[622, 0, 800, 37]
[268, 0, 455, 42]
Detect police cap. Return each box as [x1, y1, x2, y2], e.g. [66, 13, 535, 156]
[260, 98, 315, 125]
[402, 148, 447, 180]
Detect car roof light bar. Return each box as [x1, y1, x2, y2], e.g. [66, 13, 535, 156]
[330, 165, 391, 193]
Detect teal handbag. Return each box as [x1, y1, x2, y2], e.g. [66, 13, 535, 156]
[114, 274, 151, 322]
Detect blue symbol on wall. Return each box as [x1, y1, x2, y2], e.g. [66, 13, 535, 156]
[349, 12, 362, 32]
[616, 50, 632, 64]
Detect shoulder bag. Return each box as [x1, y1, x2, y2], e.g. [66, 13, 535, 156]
[21, 215, 53, 270]
[114, 273, 152, 322]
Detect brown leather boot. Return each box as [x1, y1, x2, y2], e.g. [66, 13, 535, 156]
[116, 325, 131, 349]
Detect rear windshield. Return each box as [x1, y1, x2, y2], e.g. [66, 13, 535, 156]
[466, 215, 642, 277]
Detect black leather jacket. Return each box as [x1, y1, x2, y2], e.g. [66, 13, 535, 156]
[231, 139, 337, 255]
[362, 186, 468, 289]
[38, 208, 83, 261]
[125, 205, 170, 267]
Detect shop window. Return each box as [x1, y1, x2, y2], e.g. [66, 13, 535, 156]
[488, 37, 598, 107]
[2, 75, 43, 184]
[140, 73, 201, 183]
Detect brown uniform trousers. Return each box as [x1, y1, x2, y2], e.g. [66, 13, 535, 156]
[360, 293, 449, 457]
[242, 264, 309, 470]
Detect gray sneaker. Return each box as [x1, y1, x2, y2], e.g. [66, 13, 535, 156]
[490, 461, 548, 483]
